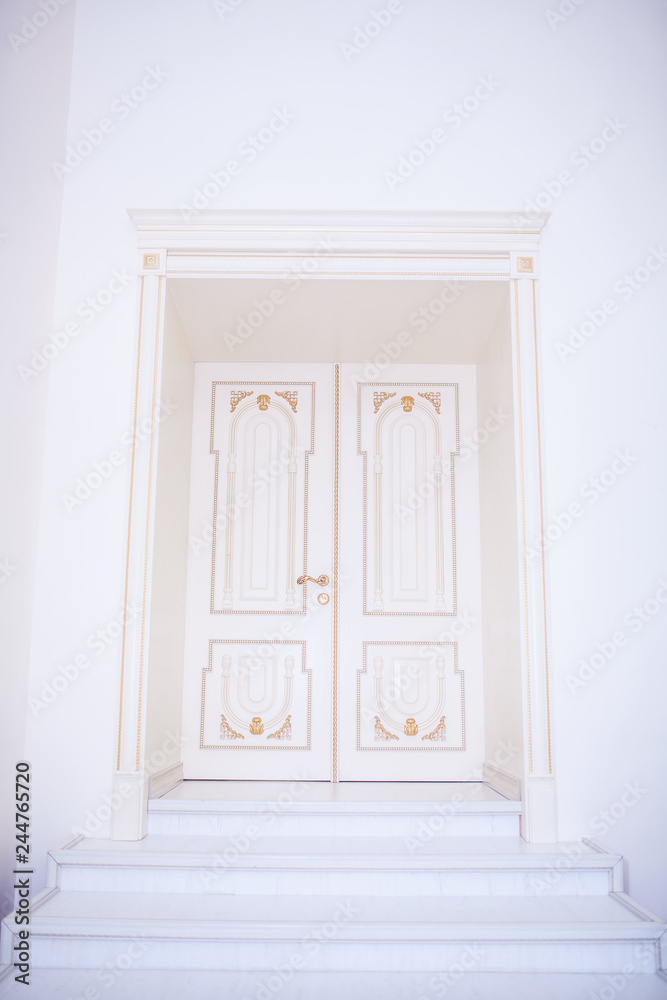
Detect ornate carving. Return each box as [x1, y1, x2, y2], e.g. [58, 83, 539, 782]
[401, 395, 414, 412]
[275, 390, 298, 413]
[249, 716, 264, 735]
[267, 715, 292, 741]
[374, 716, 399, 742]
[418, 391, 441, 414]
[404, 717, 418, 736]
[220, 714, 244, 740]
[422, 716, 447, 742]
[257, 394, 270, 410]
[230, 390, 253, 412]
[373, 391, 396, 413]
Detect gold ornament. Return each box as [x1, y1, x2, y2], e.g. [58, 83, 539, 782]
[220, 714, 244, 740]
[374, 716, 399, 742]
[422, 716, 447, 742]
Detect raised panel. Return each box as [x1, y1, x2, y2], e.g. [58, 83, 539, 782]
[357, 641, 464, 751]
[201, 640, 311, 749]
[210, 382, 314, 613]
[391, 415, 427, 602]
[358, 383, 459, 615]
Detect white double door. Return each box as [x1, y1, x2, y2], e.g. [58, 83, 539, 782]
[181, 363, 484, 780]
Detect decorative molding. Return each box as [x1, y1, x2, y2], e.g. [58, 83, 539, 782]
[358, 383, 459, 616]
[332, 364, 340, 780]
[119, 209, 553, 843]
[374, 716, 399, 742]
[148, 762, 183, 799]
[138, 248, 166, 275]
[230, 389, 253, 412]
[418, 391, 441, 414]
[209, 381, 315, 615]
[373, 391, 396, 413]
[359, 641, 465, 751]
[275, 390, 298, 412]
[113, 270, 166, 843]
[219, 715, 244, 740]
[511, 250, 540, 280]
[201, 639, 311, 751]
[482, 761, 521, 801]
[127, 210, 548, 258]
[422, 716, 447, 742]
[267, 715, 292, 741]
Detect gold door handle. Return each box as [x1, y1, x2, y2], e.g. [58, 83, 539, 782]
[297, 574, 329, 587]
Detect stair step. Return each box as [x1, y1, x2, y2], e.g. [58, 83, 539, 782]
[148, 780, 521, 837]
[47, 835, 621, 896]
[1, 970, 667, 1000]
[3, 891, 665, 973]
[2, 783, 662, 980]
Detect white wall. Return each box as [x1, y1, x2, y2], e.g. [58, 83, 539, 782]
[5, 0, 666, 914]
[0, 0, 76, 915]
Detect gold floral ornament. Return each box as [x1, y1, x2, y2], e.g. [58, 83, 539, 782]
[422, 716, 446, 742]
[257, 394, 270, 410]
[220, 714, 244, 740]
[373, 391, 396, 413]
[275, 390, 298, 413]
[404, 718, 418, 736]
[230, 390, 253, 413]
[267, 715, 292, 741]
[401, 396, 414, 412]
[249, 717, 264, 735]
[374, 716, 399, 742]
[418, 391, 441, 414]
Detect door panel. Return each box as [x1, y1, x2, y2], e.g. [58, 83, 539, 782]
[182, 362, 484, 781]
[339, 365, 484, 780]
[182, 364, 333, 780]
[359, 384, 458, 614]
[211, 381, 315, 613]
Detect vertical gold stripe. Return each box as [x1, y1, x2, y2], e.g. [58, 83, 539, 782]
[117, 276, 145, 771]
[514, 280, 533, 773]
[136, 276, 164, 770]
[532, 281, 552, 773]
[332, 364, 340, 781]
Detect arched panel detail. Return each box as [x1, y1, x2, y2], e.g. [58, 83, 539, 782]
[210, 383, 314, 613]
[359, 384, 458, 615]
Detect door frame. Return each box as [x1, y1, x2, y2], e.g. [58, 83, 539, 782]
[111, 209, 554, 842]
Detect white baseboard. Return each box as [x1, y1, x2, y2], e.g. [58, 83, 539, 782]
[149, 762, 183, 800]
[482, 762, 521, 801]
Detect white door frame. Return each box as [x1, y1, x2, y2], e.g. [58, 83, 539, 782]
[111, 210, 554, 842]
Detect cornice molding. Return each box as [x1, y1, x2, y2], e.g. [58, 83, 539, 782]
[127, 209, 548, 257]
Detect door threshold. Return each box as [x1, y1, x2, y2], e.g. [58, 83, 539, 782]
[156, 779, 513, 804]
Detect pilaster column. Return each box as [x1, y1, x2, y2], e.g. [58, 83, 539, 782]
[110, 250, 166, 840]
[509, 252, 557, 842]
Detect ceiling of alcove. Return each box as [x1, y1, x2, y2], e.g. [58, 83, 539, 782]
[167, 278, 509, 364]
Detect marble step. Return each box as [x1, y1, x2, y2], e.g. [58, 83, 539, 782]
[2, 890, 665, 973]
[47, 834, 621, 896]
[148, 780, 522, 838]
[1, 969, 667, 1000]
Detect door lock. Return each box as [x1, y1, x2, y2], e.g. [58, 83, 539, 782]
[296, 574, 329, 587]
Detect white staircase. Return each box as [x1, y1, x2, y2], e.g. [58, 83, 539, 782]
[1, 781, 666, 997]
